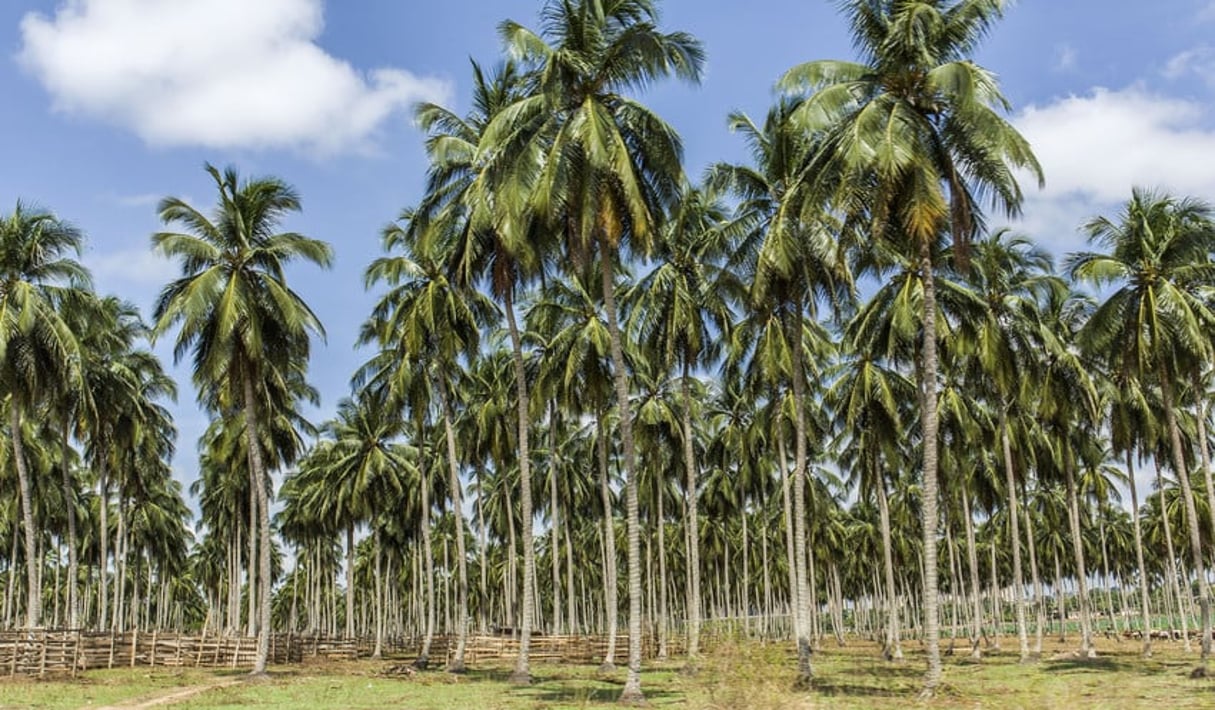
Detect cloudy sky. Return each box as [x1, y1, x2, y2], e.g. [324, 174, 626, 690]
[3, 0, 1215, 502]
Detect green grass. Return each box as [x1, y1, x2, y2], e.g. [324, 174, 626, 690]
[1, 637, 1213, 708]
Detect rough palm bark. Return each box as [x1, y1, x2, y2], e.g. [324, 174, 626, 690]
[10, 406, 41, 629]
[999, 414, 1030, 661]
[790, 302, 814, 687]
[244, 372, 273, 676]
[504, 290, 536, 684]
[877, 473, 902, 660]
[345, 524, 356, 638]
[438, 374, 470, 673]
[1161, 376, 1212, 665]
[1126, 452, 1153, 657]
[918, 242, 943, 696]
[599, 241, 645, 703]
[961, 478, 982, 659]
[60, 426, 80, 629]
[596, 415, 619, 671]
[680, 363, 702, 660]
[1063, 454, 1096, 657]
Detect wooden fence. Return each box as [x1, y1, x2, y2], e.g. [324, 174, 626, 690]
[0, 630, 672, 677]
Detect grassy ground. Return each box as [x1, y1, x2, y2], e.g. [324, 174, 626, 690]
[1, 636, 1213, 708]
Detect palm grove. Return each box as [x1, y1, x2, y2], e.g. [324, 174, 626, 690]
[4, 0, 1215, 700]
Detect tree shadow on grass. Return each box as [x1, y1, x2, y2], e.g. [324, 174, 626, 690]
[809, 681, 906, 699]
[1043, 657, 1129, 673]
[520, 685, 684, 706]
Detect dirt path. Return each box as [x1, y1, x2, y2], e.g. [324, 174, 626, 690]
[93, 677, 244, 709]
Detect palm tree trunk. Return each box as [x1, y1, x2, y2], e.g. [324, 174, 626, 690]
[1063, 453, 1096, 657]
[775, 409, 798, 645]
[1126, 451, 1152, 657]
[1162, 374, 1211, 664]
[437, 374, 470, 673]
[503, 288, 535, 683]
[960, 490, 982, 658]
[243, 370, 273, 675]
[679, 361, 702, 659]
[10, 406, 41, 629]
[548, 402, 563, 637]
[373, 528, 384, 659]
[597, 415, 619, 671]
[917, 241, 943, 696]
[247, 456, 258, 638]
[1020, 485, 1045, 657]
[59, 424, 79, 629]
[1192, 373, 1215, 568]
[345, 523, 355, 638]
[97, 458, 109, 632]
[877, 472, 902, 661]
[789, 301, 814, 687]
[598, 239, 645, 703]
[656, 481, 668, 659]
[1000, 413, 1030, 661]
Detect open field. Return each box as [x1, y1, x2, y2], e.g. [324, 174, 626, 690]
[1, 637, 1213, 709]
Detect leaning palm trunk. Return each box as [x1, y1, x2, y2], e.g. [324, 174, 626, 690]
[680, 362, 702, 660]
[598, 241, 645, 703]
[999, 414, 1029, 661]
[918, 241, 943, 695]
[1019, 486, 1045, 657]
[10, 406, 41, 629]
[504, 290, 536, 683]
[1154, 456, 1190, 650]
[1063, 454, 1096, 657]
[1126, 452, 1152, 657]
[437, 374, 470, 673]
[244, 373, 273, 675]
[1161, 376, 1212, 665]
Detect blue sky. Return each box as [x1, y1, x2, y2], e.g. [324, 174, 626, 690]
[3, 0, 1215, 503]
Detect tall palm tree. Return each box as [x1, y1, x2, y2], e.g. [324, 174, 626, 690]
[1068, 189, 1215, 666]
[0, 202, 91, 629]
[362, 210, 494, 672]
[625, 182, 737, 660]
[492, 2, 704, 699]
[151, 164, 332, 674]
[780, 0, 1042, 693]
[416, 59, 546, 681]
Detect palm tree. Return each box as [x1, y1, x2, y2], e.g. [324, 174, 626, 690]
[492, 2, 704, 700]
[151, 164, 332, 673]
[415, 59, 546, 682]
[1068, 189, 1215, 666]
[362, 210, 494, 672]
[625, 182, 736, 660]
[0, 202, 91, 629]
[780, 0, 1042, 693]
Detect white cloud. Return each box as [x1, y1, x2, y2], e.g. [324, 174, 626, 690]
[1053, 44, 1077, 73]
[89, 247, 179, 288]
[1008, 86, 1215, 253]
[16, 0, 451, 155]
[1163, 46, 1215, 89]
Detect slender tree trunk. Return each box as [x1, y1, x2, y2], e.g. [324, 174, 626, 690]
[960, 491, 982, 658]
[599, 240, 645, 703]
[1155, 455, 1190, 650]
[59, 424, 79, 629]
[776, 410, 798, 646]
[504, 288, 535, 683]
[1192, 373, 1215, 568]
[373, 528, 384, 659]
[1000, 413, 1029, 661]
[877, 472, 902, 660]
[1020, 485, 1044, 657]
[548, 402, 563, 637]
[244, 371, 273, 675]
[1063, 452, 1096, 657]
[1127, 451, 1152, 657]
[656, 482, 668, 659]
[679, 362, 702, 660]
[477, 467, 489, 635]
[10, 406, 41, 629]
[917, 241, 943, 696]
[97, 459, 109, 632]
[597, 415, 619, 671]
[437, 374, 470, 673]
[346, 523, 356, 638]
[1162, 375, 1210, 664]
[247, 456, 258, 638]
[565, 512, 577, 635]
[789, 301, 814, 687]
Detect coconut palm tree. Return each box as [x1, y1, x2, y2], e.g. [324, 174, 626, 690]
[1068, 189, 1215, 666]
[780, 0, 1042, 692]
[625, 182, 737, 659]
[0, 202, 91, 629]
[151, 164, 332, 673]
[491, 2, 704, 699]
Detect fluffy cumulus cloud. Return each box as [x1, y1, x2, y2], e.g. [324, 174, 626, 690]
[1008, 85, 1215, 251]
[17, 0, 450, 154]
